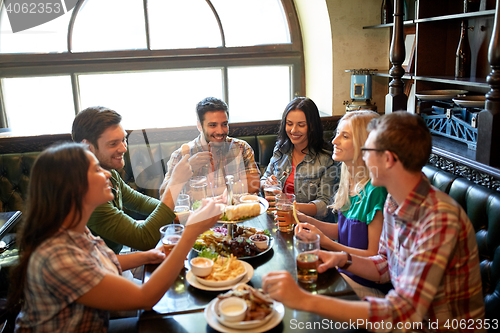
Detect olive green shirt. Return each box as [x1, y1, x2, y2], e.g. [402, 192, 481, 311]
[87, 170, 175, 254]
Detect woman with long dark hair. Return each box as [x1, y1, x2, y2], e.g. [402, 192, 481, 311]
[261, 97, 337, 221]
[8, 142, 222, 332]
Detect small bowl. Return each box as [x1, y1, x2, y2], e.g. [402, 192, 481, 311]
[239, 194, 259, 203]
[250, 234, 269, 250]
[190, 257, 214, 277]
[218, 297, 247, 322]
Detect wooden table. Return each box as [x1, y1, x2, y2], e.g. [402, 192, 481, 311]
[138, 212, 363, 333]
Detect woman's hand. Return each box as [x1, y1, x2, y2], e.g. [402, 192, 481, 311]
[294, 222, 328, 245]
[184, 199, 224, 236]
[169, 155, 193, 187]
[262, 271, 309, 311]
[212, 188, 227, 204]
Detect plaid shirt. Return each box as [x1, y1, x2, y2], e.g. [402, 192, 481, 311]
[366, 175, 485, 332]
[16, 228, 122, 332]
[164, 135, 260, 196]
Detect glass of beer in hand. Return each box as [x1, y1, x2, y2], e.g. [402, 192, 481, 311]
[275, 193, 295, 232]
[294, 231, 320, 284]
[263, 183, 282, 215]
[159, 224, 184, 257]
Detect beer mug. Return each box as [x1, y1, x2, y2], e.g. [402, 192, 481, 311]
[294, 231, 320, 284]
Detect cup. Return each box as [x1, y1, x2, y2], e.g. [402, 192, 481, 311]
[176, 193, 190, 207]
[263, 183, 282, 214]
[174, 194, 191, 225]
[294, 232, 320, 284]
[275, 193, 295, 232]
[190, 176, 207, 209]
[159, 224, 184, 257]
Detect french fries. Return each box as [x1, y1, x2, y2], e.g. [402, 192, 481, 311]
[292, 202, 300, 224]
[200, 255, 245, 281]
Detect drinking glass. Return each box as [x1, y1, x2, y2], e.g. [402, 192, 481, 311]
[159, 224, 184, 257]
[275, 193, 295, 232]
[190, 176, 207, 209]
[263, 182, 282, 215]
[294, 232, 320, 284]
[176, 193, 190, 207]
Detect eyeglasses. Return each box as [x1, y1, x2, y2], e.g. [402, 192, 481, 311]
[360, 147, 388, 155]
[360, 147, 398, 161]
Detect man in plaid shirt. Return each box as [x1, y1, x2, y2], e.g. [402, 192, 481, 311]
[160, 97, 260, 198]
[262, 112, 485, 332]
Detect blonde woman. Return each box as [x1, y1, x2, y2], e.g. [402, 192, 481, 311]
[295, 110, 391, 295]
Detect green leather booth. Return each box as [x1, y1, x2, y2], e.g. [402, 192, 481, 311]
[423, 165, 500, 323]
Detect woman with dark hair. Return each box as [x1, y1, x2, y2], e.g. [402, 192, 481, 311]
[8, 142, 222, 332]
[261, 97, 337, 221]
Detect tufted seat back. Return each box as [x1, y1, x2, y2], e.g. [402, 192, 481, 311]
[422, 165, 500, 321]
[0, 152, 38, 213]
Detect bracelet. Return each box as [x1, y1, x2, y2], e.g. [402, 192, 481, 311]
[339, 251, 352, 269]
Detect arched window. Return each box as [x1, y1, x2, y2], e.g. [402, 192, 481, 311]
[0, 0, 303, 135]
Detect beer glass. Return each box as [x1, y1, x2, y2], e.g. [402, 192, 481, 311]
[275, 193, 295, 232]
[294, 232, 320, 283]
[159, 224, 184, 257]
[190, 176, 207, 209]
[263, 182, 282, 215]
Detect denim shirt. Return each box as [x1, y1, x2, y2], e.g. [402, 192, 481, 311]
[262, 145, 339, 220]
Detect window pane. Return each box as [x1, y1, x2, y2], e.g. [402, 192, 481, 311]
[211, 0, 290, 47]
[228, 66, 290, 122]
[149, 0, 221, 50]
[0, 6, 72, 54]
[2, 76, 75, 134]
[78, 70, 223, 129]
[72, 0, 146, 52]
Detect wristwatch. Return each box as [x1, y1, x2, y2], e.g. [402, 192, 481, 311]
[339, 251, 352, 269]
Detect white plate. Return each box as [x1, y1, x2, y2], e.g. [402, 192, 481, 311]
[187, 261, 254, 291]
[205, 297, 285, 333]
[220, 197, 269, 223]
[212, 298, 276, 329]
[416, 89, 468, 101]
[195, 261, 247, 288]
[453, 95, 486, 108]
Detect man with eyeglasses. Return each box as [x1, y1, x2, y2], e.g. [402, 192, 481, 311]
[262, 112, 485, 331]
[72, 106, 193, 254]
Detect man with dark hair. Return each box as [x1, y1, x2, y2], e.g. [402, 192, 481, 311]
[160, 97, 260, 197]
[72, 106, 193, 254]
[262, 112, 485, 331]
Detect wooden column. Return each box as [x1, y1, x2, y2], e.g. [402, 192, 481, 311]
[477, 0, 500, 167]
[385, 0, 407, 113]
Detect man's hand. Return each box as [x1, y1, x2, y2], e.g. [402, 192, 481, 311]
[317, 250, 344, 273]
[143, 248, 166, 264]
[262, 271, 309, 310]
[188, 152, 212, 172]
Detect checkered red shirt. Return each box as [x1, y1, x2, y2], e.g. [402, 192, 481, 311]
[366, 175, 485, 332]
